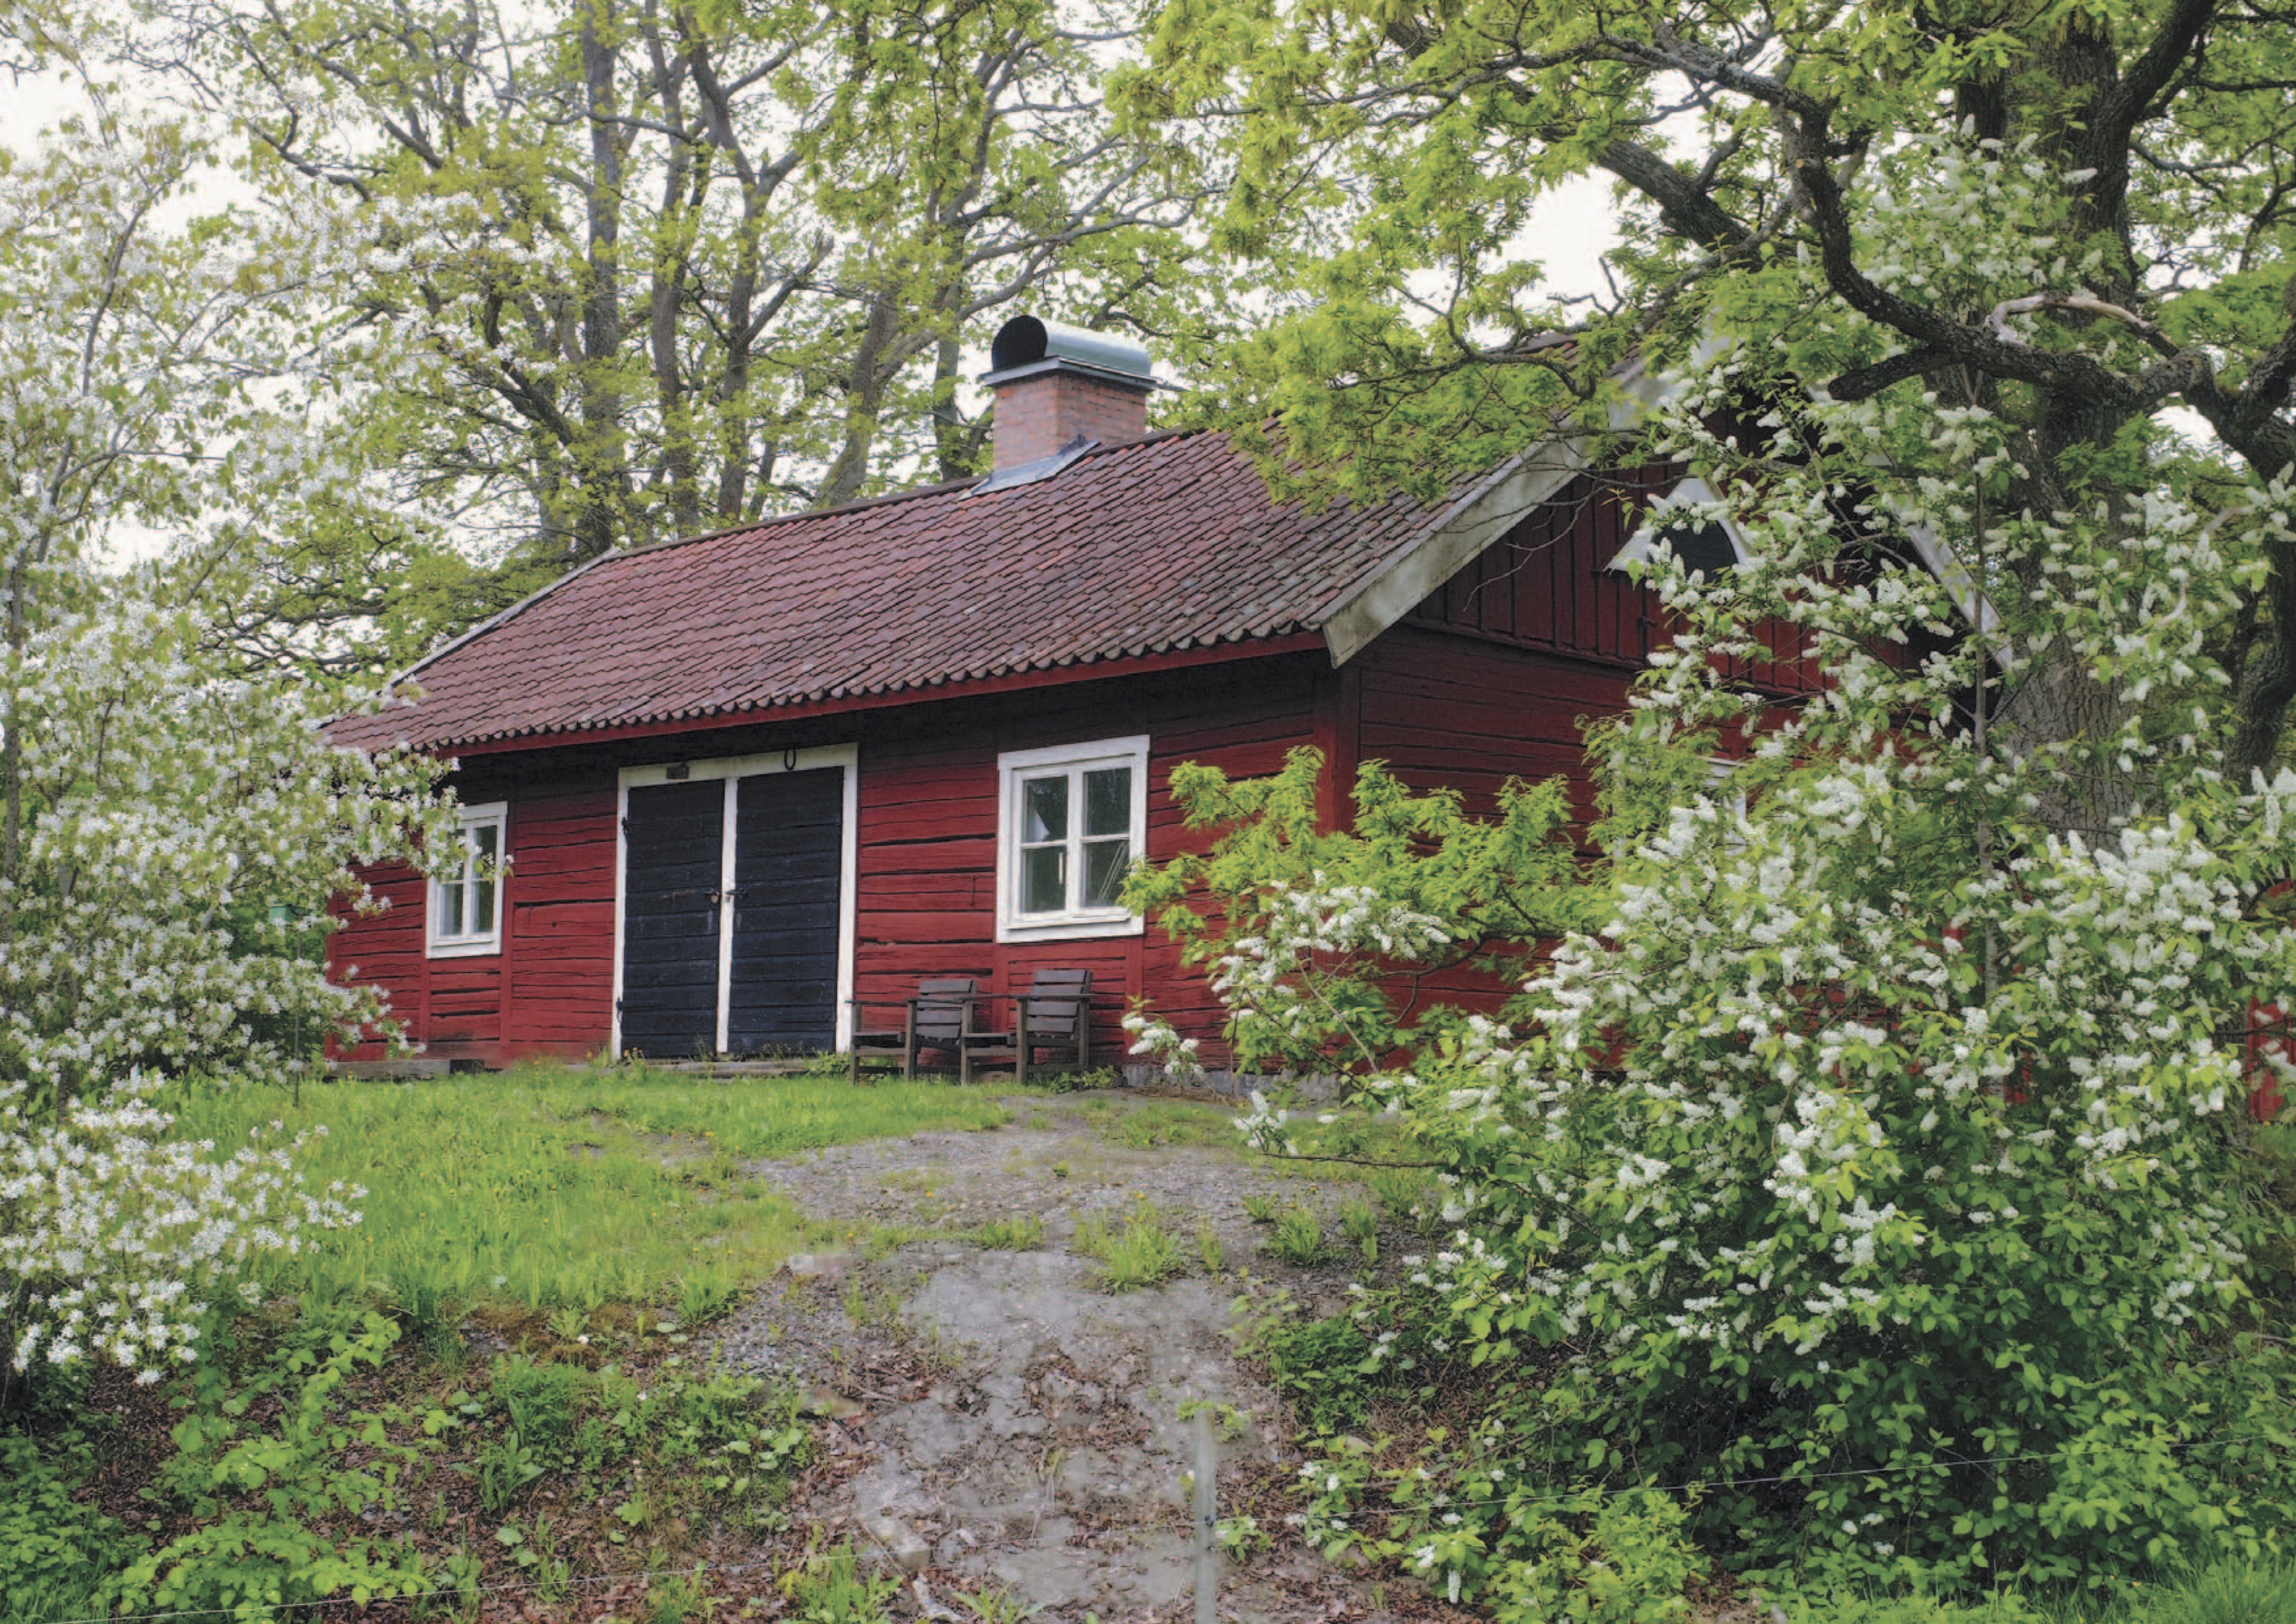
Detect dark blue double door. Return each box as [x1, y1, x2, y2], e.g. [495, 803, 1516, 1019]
[619, 766, 845, 1058]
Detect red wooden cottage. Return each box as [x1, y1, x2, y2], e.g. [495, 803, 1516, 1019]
[325, 317, 1803, 1071]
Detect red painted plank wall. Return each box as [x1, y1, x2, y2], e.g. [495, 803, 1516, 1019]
[1356, 625, 1632, 817]
[851, 655, 1328, 1067]
[329, 654, 1330, 1069]
[1344, 625, 1633, 1023]
[327, 761, 617, 1063]
[327, 861, 428, 1060]
[1404, 465, 1827, 696]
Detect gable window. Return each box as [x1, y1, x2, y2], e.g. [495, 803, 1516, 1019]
[428, 802, 506, 958]
[997, 737, 1149, 941]
[1608, 476, 1751, 578]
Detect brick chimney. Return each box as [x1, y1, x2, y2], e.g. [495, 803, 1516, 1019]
[980, 316, 1154, 473]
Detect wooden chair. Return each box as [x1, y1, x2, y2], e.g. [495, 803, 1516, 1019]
[960, 969, 1093, 1086]
[846, 978, 979, 1084]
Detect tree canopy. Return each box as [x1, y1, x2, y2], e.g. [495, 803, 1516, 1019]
[1127, 0, 2296, 786]
[130, 0, 1204, 567]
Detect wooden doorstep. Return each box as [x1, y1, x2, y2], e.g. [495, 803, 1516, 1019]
[645, 1058, 826, 1078]
[326, 1058, 455, 1080]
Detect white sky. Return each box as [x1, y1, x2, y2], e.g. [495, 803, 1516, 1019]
[2, 67, 86, 146]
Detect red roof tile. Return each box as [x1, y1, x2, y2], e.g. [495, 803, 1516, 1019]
[329, 428, 1449, 753]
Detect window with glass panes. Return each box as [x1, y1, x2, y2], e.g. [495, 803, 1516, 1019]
[997, 738, 1148, 939]
[428, 803, 505, 956]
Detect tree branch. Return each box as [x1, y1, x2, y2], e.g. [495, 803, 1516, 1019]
[1596, 137, 1751, 249]
[1983, 289, 2182, 357]
[1783, 111, 2141, 409]
[1826, 346, 1953, 402]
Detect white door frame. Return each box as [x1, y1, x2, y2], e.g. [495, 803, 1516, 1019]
[611, 744, 860, 1058]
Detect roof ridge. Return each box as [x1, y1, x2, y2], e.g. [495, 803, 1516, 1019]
[608, 426, 1222, 563]
[347, 425, 1233, 726]
[610, 474, 982, 561]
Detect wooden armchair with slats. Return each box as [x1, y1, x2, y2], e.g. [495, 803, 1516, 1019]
[959, 969, 1093, 1085]
[846, 978, 980, 1084]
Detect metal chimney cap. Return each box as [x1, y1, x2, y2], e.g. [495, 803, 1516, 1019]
[981, 314, 1156, 390]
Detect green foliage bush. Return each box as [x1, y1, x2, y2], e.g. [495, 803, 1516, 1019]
[3, 1300, 821, 1622]
[0, 1432, 139, 1624]
[1486, 1487, 1700, 1624]
[124, 1310, 428, 1619]
[1132, 746, 2296, 1596]
[1290, 1437, 1700, 1624]
[1125, 749, 1587, 1080]
[1254, 1310, 1374, 1431]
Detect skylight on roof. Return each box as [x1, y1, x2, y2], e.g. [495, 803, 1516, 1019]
[1607, 477, 1750, 579]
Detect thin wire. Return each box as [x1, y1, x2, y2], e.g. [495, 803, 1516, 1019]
[52, 1429, 2287, 1624]
[1339, 1427, 2287, 1515]
[58, 1548, 803, 1624]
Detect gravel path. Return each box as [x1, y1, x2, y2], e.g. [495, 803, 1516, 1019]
[706, 1091, 1453, 1624]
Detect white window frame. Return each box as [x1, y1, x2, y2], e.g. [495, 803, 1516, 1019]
[610, 745, 860, 1057]
[428, 801, 507, 959]
[1607, 475, 1751, 575]
[996, 735, 1150, 943]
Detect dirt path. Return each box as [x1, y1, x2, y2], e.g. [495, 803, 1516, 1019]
[708, 1091, 1441, 1624]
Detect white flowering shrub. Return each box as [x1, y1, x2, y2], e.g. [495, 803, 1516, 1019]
[1362, 764, 2296, 1589]
[0, 600, 454, 1392]
[0, 103, 462, 1395]
[1131, 170, 2296, 1585]
[1161, 733, 2296, 1596]
[1, 601, 454, 1101]
[0, 1076, 359, 1379]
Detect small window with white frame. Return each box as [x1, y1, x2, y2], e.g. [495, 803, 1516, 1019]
[996, 737, 1149, 941]
[428, 802, 507, 957]
[1608, 476, 1751, 579]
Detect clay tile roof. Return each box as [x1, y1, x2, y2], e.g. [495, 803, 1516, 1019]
[328, 428, 1453, 754]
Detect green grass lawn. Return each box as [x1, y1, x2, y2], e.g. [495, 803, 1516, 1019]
[164, 1067, 1416, 1318]
[171, 1064, 1023, 1314]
